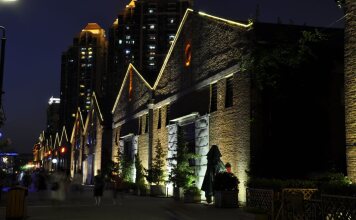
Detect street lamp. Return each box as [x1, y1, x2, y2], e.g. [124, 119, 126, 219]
[0, 26, 6, 126]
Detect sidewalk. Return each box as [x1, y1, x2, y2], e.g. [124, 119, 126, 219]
[1, 188, 262, 220]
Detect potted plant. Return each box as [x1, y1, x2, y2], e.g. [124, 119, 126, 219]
[184, 186, 202, 203]
[145, 139, 166, 196]
[214, 171, 239, 208]
[168, 128, 197, 201]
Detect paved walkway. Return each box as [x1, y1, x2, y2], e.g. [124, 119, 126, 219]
[0, 189, 259, 220]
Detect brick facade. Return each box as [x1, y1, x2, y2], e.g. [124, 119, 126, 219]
[345, 0, 356, 181]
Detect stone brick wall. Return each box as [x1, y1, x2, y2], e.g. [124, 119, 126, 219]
[152, 106, 169, 172]
[138, 134, 149, 170]
[113, 67, 152, 123]
[94, 117, 103, 176]
[155, 12, 247, 102]
[209, 72, 250, 202]
[111, 126, 121, 163]
[345, 0, 356, 181]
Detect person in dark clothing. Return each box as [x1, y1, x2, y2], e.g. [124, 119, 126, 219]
[93, 170, 104, 206]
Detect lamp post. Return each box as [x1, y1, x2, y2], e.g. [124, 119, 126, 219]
[0, 26, 6, 108]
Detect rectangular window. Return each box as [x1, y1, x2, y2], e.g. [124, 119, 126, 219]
[138, 117, 142, 135]
[225, 76, 233, 108]
[157, 108, 162, 129]
[145, 114, 149, 133]
[210, 83, 217, 112]
[165, 104, 170, 126]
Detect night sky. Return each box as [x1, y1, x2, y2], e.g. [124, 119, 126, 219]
[0, 0, 344, 154]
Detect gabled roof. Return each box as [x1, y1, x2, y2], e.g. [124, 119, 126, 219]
[70, 108, 85, 143]
[60, 126, 69, 145]
[153, 8, 252, 89]
[84, 92, 104, 134]
[112, 63, 153, 114]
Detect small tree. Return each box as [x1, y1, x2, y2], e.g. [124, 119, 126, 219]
[168, 128, 197, 190]
[135, 152, 145, 187]
[145, 139, 166, 185]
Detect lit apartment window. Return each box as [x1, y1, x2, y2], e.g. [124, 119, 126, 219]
[88, 47, 92, 51]
[125, 49, 131, 54]
[88, 55, 92, 59]
[148, 9, 154, 13]
[149, 62, 155, 66]
[149, 52, 156, 55]
[149, 56, 155, 61]
[210, 83, 217, 112]
[88, 51, 93, 55]
[81, 51, 85, 55]
[81, 48, 86, 51]
[69, 59, 74, 63]
[119, 40, 123, 44]
[225, 76, 233, 108]
[80, 84, 85, 88]
[132, 40, 135, 44]
[149, 24, 155, 30]
[149, 35, 156, 40]
[126, 26, 130, 30]
[148, 45, 156, 50]
[126, 35, 131, 40]
[169, 18, 175, 24]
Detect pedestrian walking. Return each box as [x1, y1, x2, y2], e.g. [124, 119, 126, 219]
[93, 169, 104, 206]
[50, 169, 66, 206]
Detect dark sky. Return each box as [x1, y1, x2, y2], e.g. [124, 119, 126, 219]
[0, 0, 344, 154]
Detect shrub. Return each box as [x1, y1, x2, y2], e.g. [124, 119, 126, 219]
[214, 172, 239, 191]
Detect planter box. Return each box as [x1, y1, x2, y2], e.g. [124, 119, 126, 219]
[150, 185, 166, 197]
[215, 190, 238, 208]
[184, 193, 201, 203]
[173, 187, 184, 201]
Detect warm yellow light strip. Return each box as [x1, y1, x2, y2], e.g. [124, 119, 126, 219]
[70, 108, 85, 143]
[61, 126, 68, 143]
[153, 8, 193, 89]
[131, 64, 153, 90]
[93, 92, 104, 122]
[111, 63, 153, 114]
[198, 11, 253, 28]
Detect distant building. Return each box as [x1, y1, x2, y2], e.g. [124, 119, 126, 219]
[60, 23, 108, 134]
[112, 9, 345, 202]
[105, 0, 192, 113]
[46, 96, 60, 137]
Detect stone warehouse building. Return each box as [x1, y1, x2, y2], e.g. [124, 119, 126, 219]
[112, 8, 346, 202]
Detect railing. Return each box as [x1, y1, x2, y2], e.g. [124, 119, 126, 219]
[246, 188, 356, 220]
[246, 188, 275, 219]
[322, 194, 356, 220]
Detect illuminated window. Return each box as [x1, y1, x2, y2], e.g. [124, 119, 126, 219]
[88, 51, 93, 55]
[148, 9, 154, 13]
[225, 76, 233, 108]
[138, 117, 142, 135]
[88, 55, 92, 59]
[149, 35, 156, 40]
[125, 49, 131, 54]
[80, 84, 85, 88]
[88, 47, 92, 51]
[148, 45, 156, 50]
[145, 114, 149, 133]
[81, 52, 85, 55]
[126, 35, 131, 40]
[169, 18, 175, 24]
[149, 24, 155, 30]
[210, 83, 217, 112]
[149, 52, 156, 55]
[184, 43, 192, 67]
[149, 56, 154, 61]
[165, 104, 170, 126]
[149, 62, 155, 66]
[69, 59, 74, 63]
[119, 40, 123, 44]
[72, 114, 76, 117]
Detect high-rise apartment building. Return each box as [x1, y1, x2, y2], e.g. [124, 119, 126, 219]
[60, 23, 107, 132]
[46, 96, 60, 137]
[106, 0, 193, 101]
